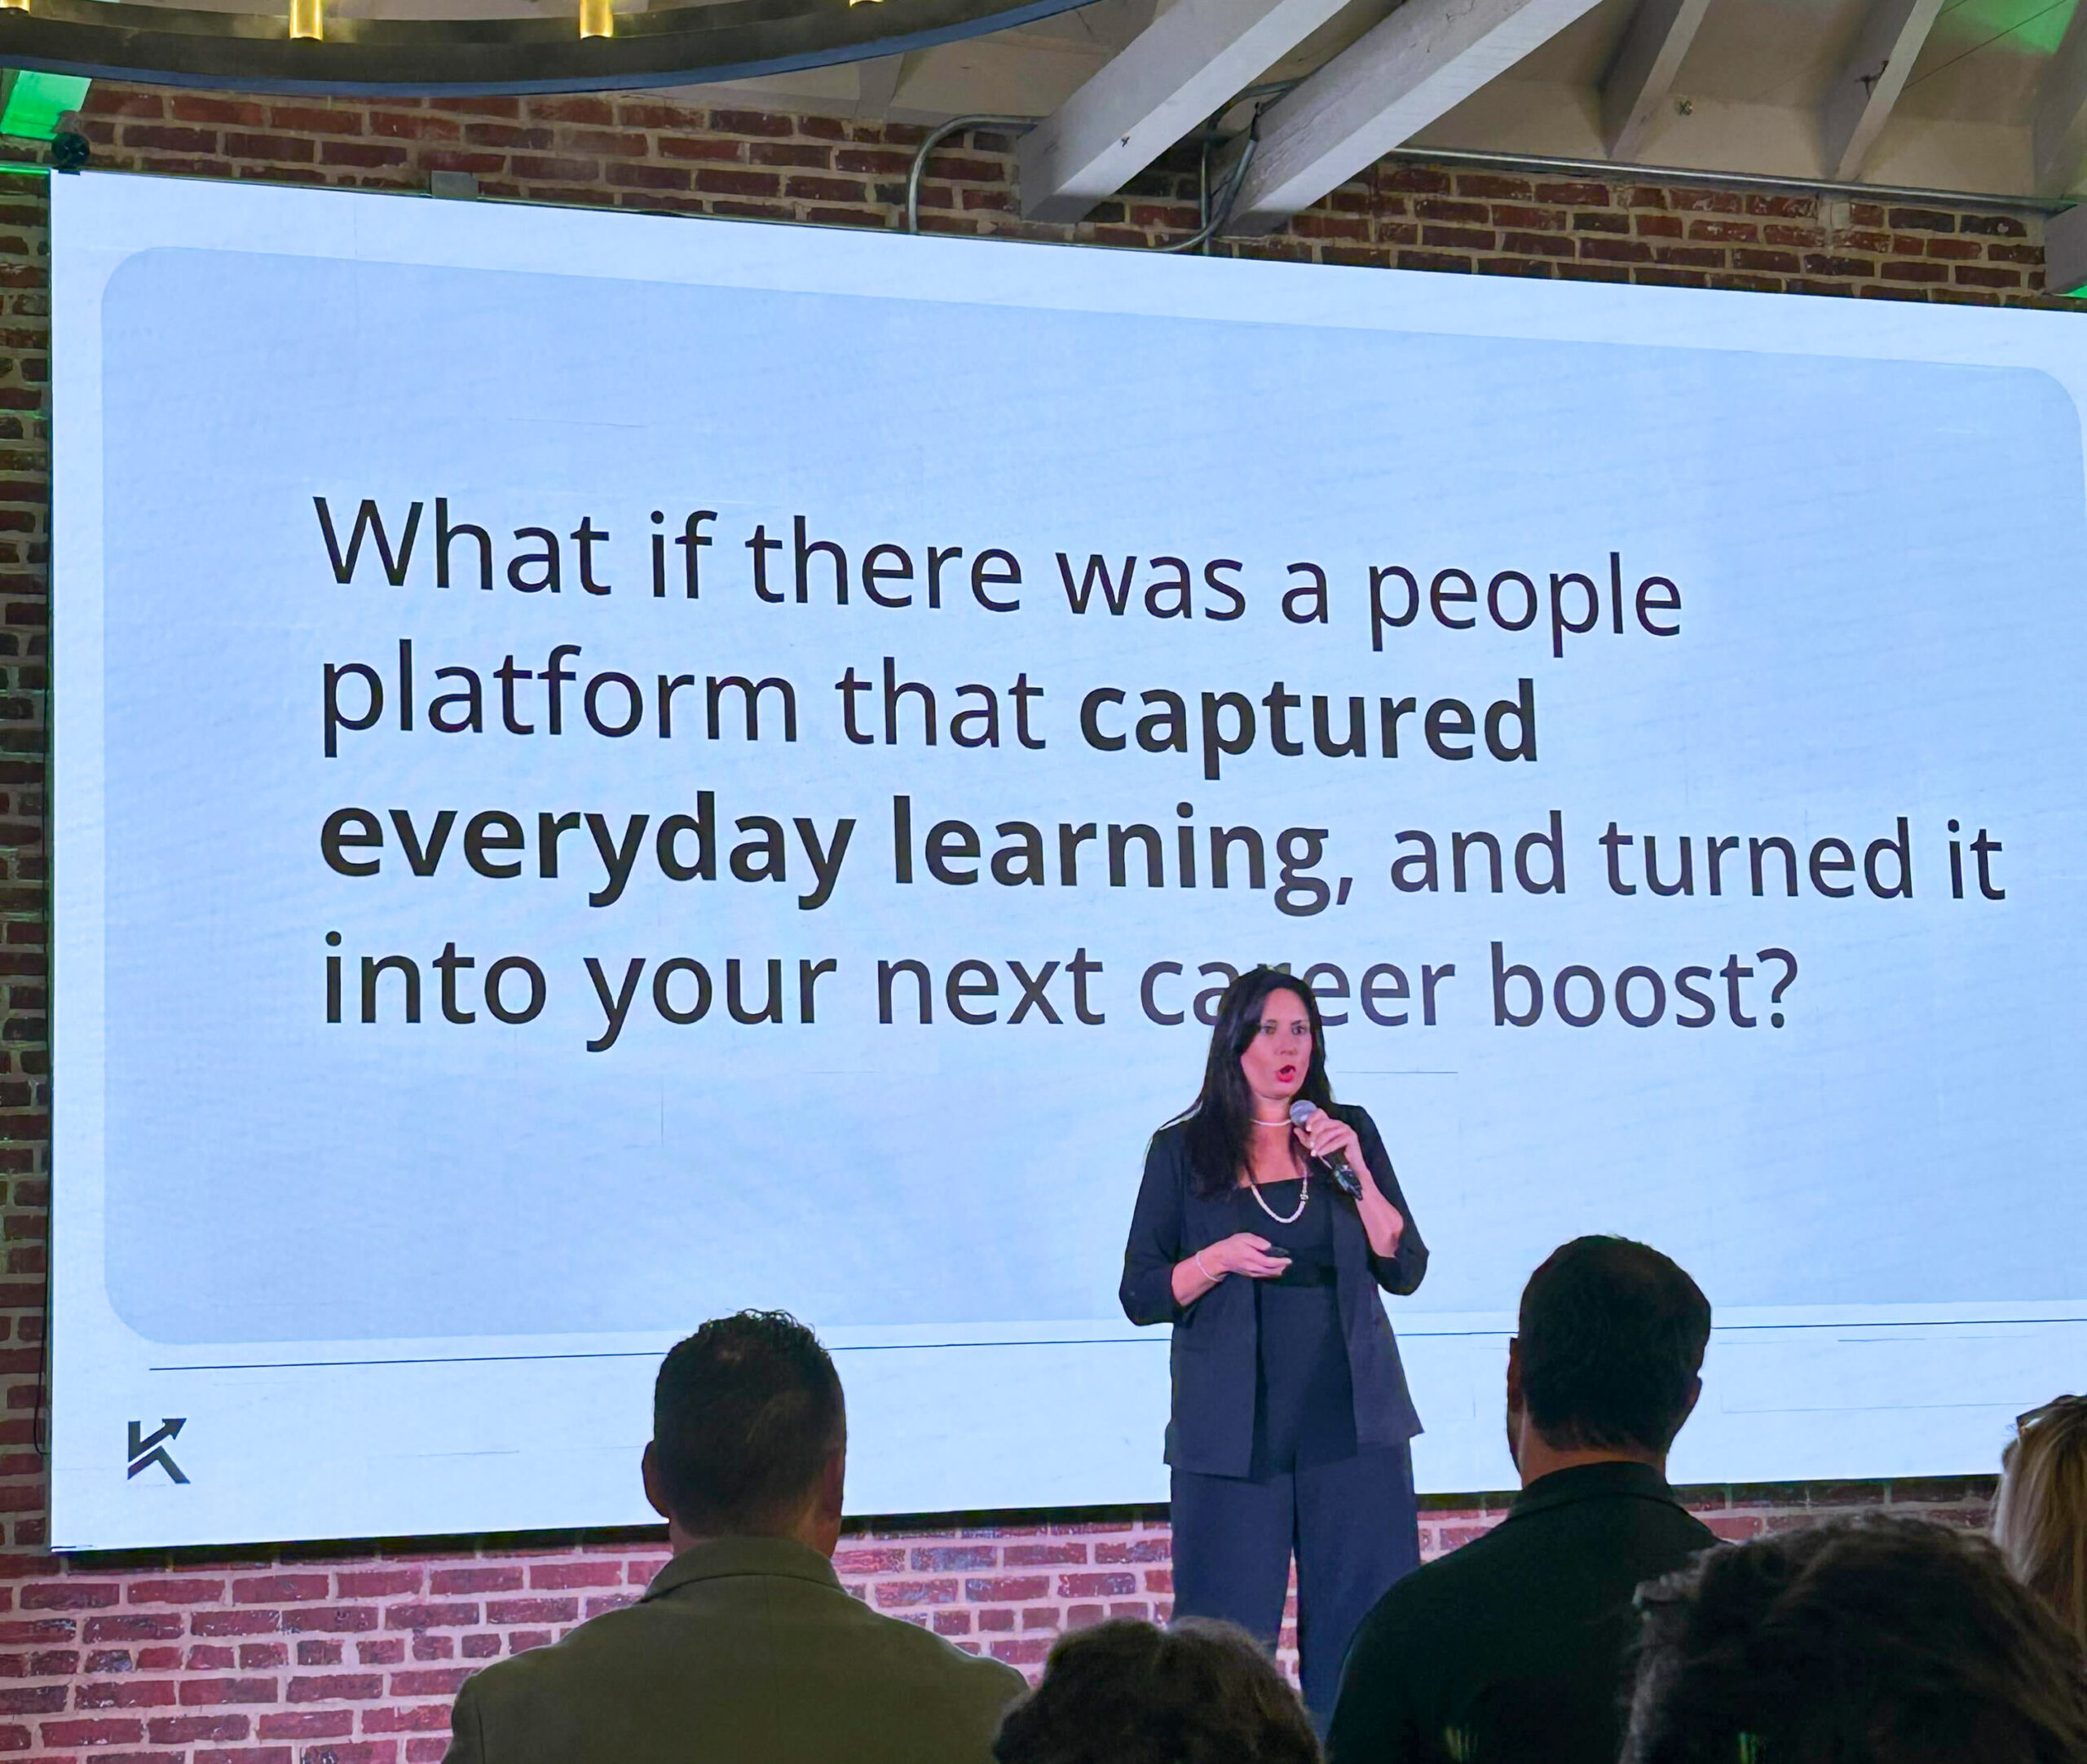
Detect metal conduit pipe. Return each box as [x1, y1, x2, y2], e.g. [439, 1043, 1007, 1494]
[1375, 144, 2075, 217]
[906, 116, 2074, 243]
[902, 95, 1273, 250]
[906, 115, 1035, 235]
[1158, 117, 1260, 253]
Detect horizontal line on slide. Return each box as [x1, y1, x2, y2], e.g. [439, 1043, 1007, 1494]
[1722, 1316, 2087, 1334]
[145, 1314, 2087, 1374]
[147, 1338, 1162, 1372]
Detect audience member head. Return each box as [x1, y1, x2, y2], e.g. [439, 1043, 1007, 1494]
[1997, 1395, 2087, 1652]
[992, 1617, 1320, 1764]
[1624, 1515, 2087, 1764]
[642, 1309, 847, 1555]
[1507, 1235, 1710, 1481]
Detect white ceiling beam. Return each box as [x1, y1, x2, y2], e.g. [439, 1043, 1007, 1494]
[1599, 0, 1714, 162]
[1222, 0, 1608, 235]
[1015, 0, 1357, 223]
[1819, 0, 1944, 181]
[2035, 2, 2087, 196]
[2045, 201, 2087, 296]
[853, 51, 920, 119]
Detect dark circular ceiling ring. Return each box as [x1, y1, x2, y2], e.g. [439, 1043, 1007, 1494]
[0, 0, 1084, 97]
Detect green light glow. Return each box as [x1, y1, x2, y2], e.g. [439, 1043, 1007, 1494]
[0, 70, 90, 142]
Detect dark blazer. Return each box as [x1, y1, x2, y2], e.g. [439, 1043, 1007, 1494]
[1119, 1104, 1427, 1478]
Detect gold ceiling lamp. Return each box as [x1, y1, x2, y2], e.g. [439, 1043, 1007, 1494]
[578, 0, 611, 37]
[0, 0, 1073, 91]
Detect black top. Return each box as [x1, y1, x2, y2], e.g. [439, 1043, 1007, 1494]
[1119, 1105, 1427, 1478]
[1238, 1180, 1355, 1475]
[1237, 1175, 1338, 1285]
[1327, 1461, 1718, 1764]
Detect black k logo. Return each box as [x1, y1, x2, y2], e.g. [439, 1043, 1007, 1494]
[127, 1418, 189, 1484]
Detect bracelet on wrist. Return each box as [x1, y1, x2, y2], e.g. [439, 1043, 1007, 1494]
[1194, 1250, 1217, 1285]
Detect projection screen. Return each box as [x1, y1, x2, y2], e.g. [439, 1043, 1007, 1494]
[49, 170, 2087, 1548]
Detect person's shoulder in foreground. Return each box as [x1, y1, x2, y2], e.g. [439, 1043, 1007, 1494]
[1624, 1513, 2087, 1764]
[456, 1532, 1020, 1762]
[443, 1310, 1022, 1764]
[1332, 1460, 1714, 1746]
[1330, 1235, 1717, 1764]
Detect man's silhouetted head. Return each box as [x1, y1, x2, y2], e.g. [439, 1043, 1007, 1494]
[1508, 1237, 1710, 1474]
[642, 1310, 847, 1553]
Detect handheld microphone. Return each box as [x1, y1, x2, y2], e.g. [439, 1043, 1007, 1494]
[1290, 1100, 1362, 1200]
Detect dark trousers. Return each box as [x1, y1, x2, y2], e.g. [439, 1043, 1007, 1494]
[1170, 1443, 1420, 1731]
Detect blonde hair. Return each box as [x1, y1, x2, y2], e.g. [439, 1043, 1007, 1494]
[1993, 1393, 2087, 1653]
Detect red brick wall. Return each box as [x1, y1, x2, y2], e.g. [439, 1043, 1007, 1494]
[56, 84, 2073, 302]
[0, 77, 2054, 1761]
[0, 1482, 2001, 1760]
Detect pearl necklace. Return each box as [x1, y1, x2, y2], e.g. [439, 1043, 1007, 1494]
[1246, 1170, 1308, 1225]
[1246, 1110, 1308, 1222]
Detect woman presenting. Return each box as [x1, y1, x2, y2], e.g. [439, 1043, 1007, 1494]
[1120, 966, 1427, 1728]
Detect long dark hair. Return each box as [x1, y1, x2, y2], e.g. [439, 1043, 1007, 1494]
[1169, 967, 1335, 1200]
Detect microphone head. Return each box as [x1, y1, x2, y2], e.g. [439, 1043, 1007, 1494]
[1288, 1100, 1315, 1128]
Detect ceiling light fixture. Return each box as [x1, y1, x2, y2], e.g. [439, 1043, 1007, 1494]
[0, 69, 89, 134]
[0, 0, 1079, 92]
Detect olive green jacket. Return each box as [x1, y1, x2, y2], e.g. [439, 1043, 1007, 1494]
[443, 1536, 1025, 1764]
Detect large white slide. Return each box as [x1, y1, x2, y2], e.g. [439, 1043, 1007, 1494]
[50, 171, 2087, 1547]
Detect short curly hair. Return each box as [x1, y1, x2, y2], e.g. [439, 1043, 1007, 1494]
[992, 1618, 1320, 1764]
[650, 1310, 844, 1535]
[1623, 1515, 2087, 1764]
